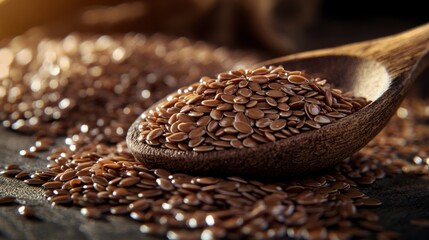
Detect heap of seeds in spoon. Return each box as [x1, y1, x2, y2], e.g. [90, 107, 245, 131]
[138, 66, 370, 151]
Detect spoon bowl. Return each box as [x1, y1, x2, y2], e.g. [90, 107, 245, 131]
[127, 24, 429, 178]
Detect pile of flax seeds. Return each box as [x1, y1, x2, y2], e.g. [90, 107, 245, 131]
[1, 31, 429, 239]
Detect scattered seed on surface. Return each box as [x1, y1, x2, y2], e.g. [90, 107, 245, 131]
[0, 196, 16, 205]
[17, 206, 35, 218]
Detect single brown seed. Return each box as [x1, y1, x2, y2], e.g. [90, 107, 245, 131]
[154, 169, 171, 178]
[177, 122, 196, 133]
[307, 103, 321, 115]
[248, 75, 269, 84]
[0, 169, 22, 177]
[51, 195, 72, 204]
[113, 188, 129, 198]
[156, 178, 174, 191]
[92, 176, 108, 186]
[265, 97, 278, 107]
[188, 137, 205, 148]
[266, 90, 285, 98]
[140, 223, 167, 235]
[183, 194, 200, 206]
[277, 103, 290, 111]
[245, 108, 264, 120]
[0, 196, 16, 205]
[201, 227, 227, 239]
[221, 94, 235, 104]
[242, 138, 258, 148]
[138, 190, 163, 198]
[188, 127, 206, 139]
[129, 199, 150, 212]
[15, 171, 30, 180]
[197, 192, 215, 205]
[233, 121, 253, 135]
[233, 96, 249, 104]
[24, 178, 46, 185]
[18, 206, 35, 218]
[195, 177, 219, 185]
[19, 150, 36, 158]
[288, 75, 308, 84]
[119, 177, 140, 187]
[210, 109, 223, 120]
[5, 163, 20, 170]
[146, 128, 164, 141]
[326, 112, 347, 118]
[305, 120, 321, 129]
[42, 181, 63, 189]
[201, 99, 220, 107]
[59, 170, 76, 182]
[81, 207, 103, 219]
[314, 115, 331, 124]
[110, 205, 129, 215]
[270, 119, 287, 131]
[230, 140, 243, 149]
[355, 175, 376, 185]
[166, 132, 188, 142]
[192, 146, 215, 152]
[237, 88, 252, 98]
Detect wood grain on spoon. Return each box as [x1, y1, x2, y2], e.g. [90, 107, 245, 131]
[127, 23, 429, 179]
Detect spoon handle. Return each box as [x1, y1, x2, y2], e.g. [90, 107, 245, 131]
[350, 23, 429, 78]
[266, 23, 429, 79]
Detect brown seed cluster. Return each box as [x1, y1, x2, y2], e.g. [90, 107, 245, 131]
[1, 31, 429, 240]
[138, 66, 370, 151]
[3, 96, 429, 239]
[1, 108, 428, 239]
[0, 145, 390, 238]
[0, 30, 256, 144]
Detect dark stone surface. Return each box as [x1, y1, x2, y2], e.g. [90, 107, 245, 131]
[1, 126, 429, 239]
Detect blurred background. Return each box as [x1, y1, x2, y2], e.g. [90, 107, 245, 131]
[0, 0, 428, 58]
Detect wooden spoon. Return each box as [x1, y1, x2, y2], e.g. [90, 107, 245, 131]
[127, 24, 429, 179]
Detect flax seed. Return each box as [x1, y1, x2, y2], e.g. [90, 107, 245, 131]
[42, 181, 63, 189]
[270, 119, 287, 131]
[4, 164, 20, 170]
[156, 178, 174, 191]
[146, 128, 164, 141]
[0, 169, 22, 177]
[17, 206, 35, 218]
[15, 171, 30, 180]
[24, 178, 46, 185]
[51, 195, 72, 204]
[81, 207, 103, 219]
[119, 177, 140, 187]
[288, 75, 309, 84]
[0, 196, 16, 205]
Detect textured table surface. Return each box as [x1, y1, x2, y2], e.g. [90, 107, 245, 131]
[1, 126, 429, 240]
